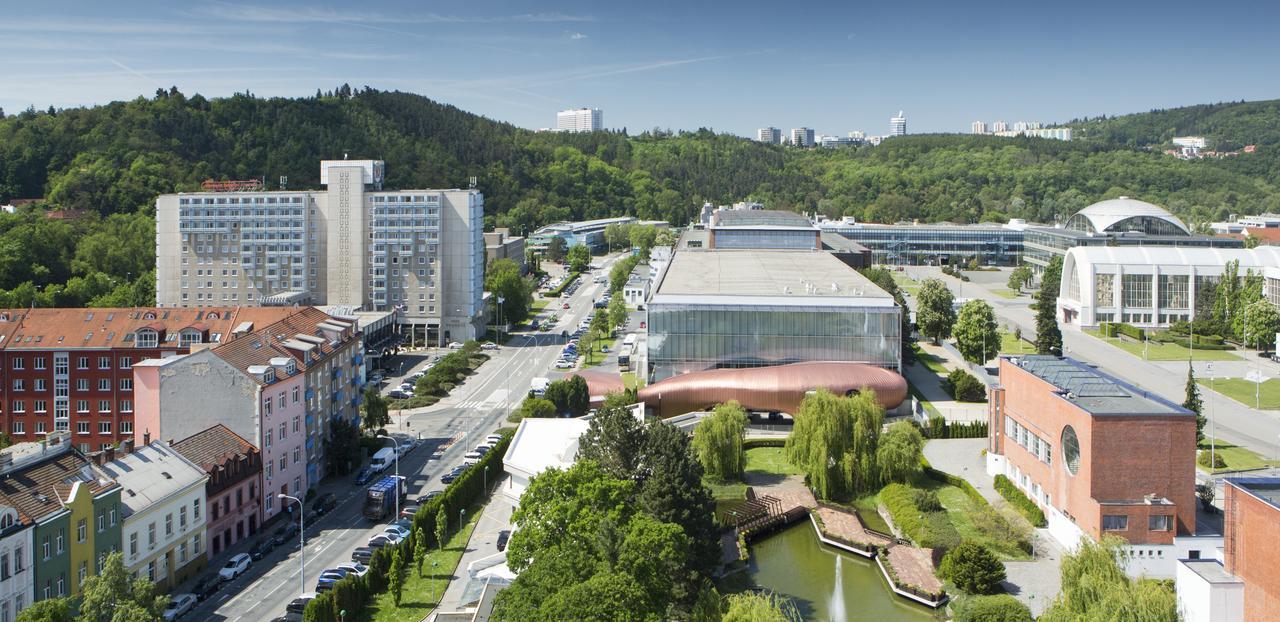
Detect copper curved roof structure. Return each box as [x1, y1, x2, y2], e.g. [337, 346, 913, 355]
[568, 369, 627, 403]
[637, 361, 907, 419]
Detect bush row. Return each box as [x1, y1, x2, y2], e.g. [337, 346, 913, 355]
[544, 272, 580, 298]
[742, 438, 786, 450]
[303, 430, 514, 622]
[944, 369, 987, 402]
[880, 483, 961, 554]
[993, 475, 1047, 527]
[924, 417, 988, 439]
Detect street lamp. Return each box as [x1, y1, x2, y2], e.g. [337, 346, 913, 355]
[460, 508, 466, 532]
[484, 465, 489, 491]
[278, 494, 305, 598]
[377, 434, 401, 520]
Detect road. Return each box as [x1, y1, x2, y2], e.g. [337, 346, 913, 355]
[194, 253, 626, 622]
[902, 266, 1280, 459]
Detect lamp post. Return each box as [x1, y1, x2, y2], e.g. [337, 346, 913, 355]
[460, 508, 466, 532]
[278, 494, 305, 598]
[484, 465, 489, 492]
[377, 434, 401, 520]
[1207, 362, 1217, 471]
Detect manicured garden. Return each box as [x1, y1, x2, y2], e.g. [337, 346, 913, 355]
[998, 331, 1034, 354]
[1197, 438, 1280, 472]
[364, 511, 481, 622]
[1085, 329, 1240, 361]
[1199, 377, 1280, 410]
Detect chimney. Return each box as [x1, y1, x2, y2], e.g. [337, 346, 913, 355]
[143, 430, 151, 446]
[104, 446, 115, 463]
[123, 438, 135, 454]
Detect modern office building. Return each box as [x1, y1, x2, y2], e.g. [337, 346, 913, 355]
[818, 218, 1027, 266]
[790, 128, 815, 148]
[708, 209, 820, 250]
[527, 217, 636, 252]
[99, 441, 208, 590]
[483, 229, 526, 273]
[0, 434, 122, 604]
[133, 307, 363, 503]
[645, 249, 901, 381]
[971, 121, 988, 134]
[1056, 246, 1280, 329]
[0, 307, 304, 455]
[756, 127, 782, 144]
[555, 108, 603, 133]
[155, 159, 486, 345]
[171, 425, 261, 560]
[987, 356, 1202, 569]
[889, 111, 906, 137]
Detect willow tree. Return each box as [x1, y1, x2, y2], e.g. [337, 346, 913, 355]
[1039, 536, 1178, 622]
[692, 401, 749, 482]
[785, 389, 884, 499]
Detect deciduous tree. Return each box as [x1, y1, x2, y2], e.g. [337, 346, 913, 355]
[1243, 299, 1280, 351]
[362, 386, 390, 431]
[1040, 536, 1178, 622]
[566, 244, 591, 273]
[785, 389, 884, 499]
[546, 237, 567, 262]
[78, 551, 166, 622]
[1007, 265, 1033, 292]
[876, 421, 925, 485]
[691, 401, 749, 482]
[954, 299, 999, 364]
[916, 279, 956, 344]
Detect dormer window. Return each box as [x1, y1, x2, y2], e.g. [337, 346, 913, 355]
[263, 368, 275, 383]
[285, 361, 296, 375]
[179, 329, 201, 347]
[135, 329, 158, 348]
[142, 312, 156, 320]
[0, 513, 12, 529]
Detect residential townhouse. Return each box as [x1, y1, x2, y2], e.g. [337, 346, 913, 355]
[0, 501, 33, 622]
[171, 425, 261, 559]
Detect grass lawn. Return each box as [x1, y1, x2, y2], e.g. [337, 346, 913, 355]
[705, 478, 748, 500]
[1199, 438, 1280, 473]
[891, 272, 922, 295]
[1199, 378, 1280, 410]
[530, 298, 550, 312]
[991, 288, 1020, 299]
[907, 385, 942, 419]
[744, 447, 803, 477]
[914, 478, 1032, 561]
[999, 331, 1035, 354]
[910, 343, 951, 375]
[621, 372, 640, 390]
[1084, 329, 1240, 361]
[365, 507, 482, 622]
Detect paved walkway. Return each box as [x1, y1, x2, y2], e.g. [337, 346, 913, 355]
[745, 473, 817, 511]
[813, 506, 891, 548]
[885, 546, 944, 595]
[431, 481, 516, 617]
[908, 342, 989, 423]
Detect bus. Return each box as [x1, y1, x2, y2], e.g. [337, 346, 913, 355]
[623, 333, 638, 348]
[618, 344, 633, 371]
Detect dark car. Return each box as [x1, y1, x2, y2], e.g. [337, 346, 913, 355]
[249, 538, 275, 561]
[192, 575, 223, 601]
[312, 493, 338, 516]
[272, 522, 298, 546]
[350, 547, 374, 564]
[496, 530, 511, 552]
[419, 490, 443, 504]
[440, 465, 468, 484]
[355, 467, 377, 485]
[286, 596, 315, 616]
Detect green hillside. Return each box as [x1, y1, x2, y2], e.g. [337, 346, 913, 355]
[0, 86, 1279, 307]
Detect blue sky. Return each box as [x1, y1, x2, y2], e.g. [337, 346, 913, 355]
[2, 0, 1278, 136]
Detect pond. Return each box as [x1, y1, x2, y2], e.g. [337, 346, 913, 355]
[745, 523, 937, 622]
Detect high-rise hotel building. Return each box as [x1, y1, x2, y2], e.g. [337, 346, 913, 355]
[556, 108, 603, 132]
[155, 160, 485, 344]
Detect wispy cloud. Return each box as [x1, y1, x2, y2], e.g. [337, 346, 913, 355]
[569, 32, 589, 40]
[195, 3, 594, 25]
[102, 57, 159, 88]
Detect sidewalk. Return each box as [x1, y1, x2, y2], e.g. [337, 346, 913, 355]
[907, 341, 988, 423]
[430, 482, 516, 618]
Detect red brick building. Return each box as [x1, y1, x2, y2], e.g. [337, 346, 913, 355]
[987, 355, 1197, 551]
[171, 424, 262, 559]
[1222, 478, 1280, 621]
[0, 307, 304, 453]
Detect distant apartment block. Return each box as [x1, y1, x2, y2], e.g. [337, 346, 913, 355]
[155, 160, 485, 345]
[995, 127, 1072, 141]
[1173, 136, 1208, 150]
[484, 228, 526, 273]
[789, 128, 814, 147]
[992, 120, 1009, 133]
[889, 111, 906, 137]
[971, 120, 988, 134]
[556, 108, 603, 133]
[756, 127, 782, 144]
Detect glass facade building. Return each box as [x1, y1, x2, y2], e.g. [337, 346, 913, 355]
[820, 223, 1024, 266]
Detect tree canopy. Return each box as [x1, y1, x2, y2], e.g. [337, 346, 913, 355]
[954, 299, 999, 364]
[692, 401, 749, 482]
[916, 279, 956, 344]
[785, 389, 904, 499]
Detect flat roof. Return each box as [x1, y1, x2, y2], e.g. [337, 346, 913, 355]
[1180, 559, 1242, 585]
[712, 209, 814, 229]
[655, 249, 893, 302]
[503, 418, 590, 476]
[1005, 355, 1191, 417]
[1226, 477, 1280, 511]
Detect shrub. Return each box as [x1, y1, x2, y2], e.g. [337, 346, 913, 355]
[952, 594, 1033, 622]
[742, 438, 786, 450]
[993, 475, 1047, 527]
[545, 272, 580, 297]
[939, 541, 1006, 595]
[1198, 450, 1226, 469]
[1115, 322, 1146, 341]
[911, 488, 943, 512]
[946, 369, 987, 402]
[881, 483, 961, 554]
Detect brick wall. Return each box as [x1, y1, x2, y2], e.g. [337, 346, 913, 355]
[1225, 483, 1280, 622]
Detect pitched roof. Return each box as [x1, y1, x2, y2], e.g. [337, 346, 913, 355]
[0, 307, 309, 350]
[0, 444, 117, 523]
[98, 442, 207, 518]
[171, 424, 258, 472]
[210, 307, 359, 383]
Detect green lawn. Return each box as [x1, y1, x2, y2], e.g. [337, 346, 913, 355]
[1199, 378, 1280, 410]
[1199, 438, 1280, 472]
[907, 385, 942, 419]
[1085, 329, 1240, 361]
[890, 271, 922, 295]
[530, 299, 550, 312]
[991, 288, 1020, 299]
[744, 447, 803, 476]
[999, 331, 1035, 354]
[910, 343, 952, 375]
[621, 372, 641, 390]
[705, 479, 748, 500]
[914, 478, 1032, 561]
[366, 507, 482, 622]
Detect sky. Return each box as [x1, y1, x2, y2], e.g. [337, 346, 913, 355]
[2, 0, 1279, 137]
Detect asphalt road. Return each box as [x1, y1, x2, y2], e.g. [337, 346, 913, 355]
[191, 253, 626, 622]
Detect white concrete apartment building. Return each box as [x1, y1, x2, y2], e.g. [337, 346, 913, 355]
[0, 503, 33, 622]
[756, 127, 782, 144]
[556, 108, 603, 132]
[155, 160, 485, 345]
[99, 442, 208, 591]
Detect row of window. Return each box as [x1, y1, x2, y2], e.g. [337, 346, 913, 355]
[7, 399, 132, 414]
[127, 501, 198, 561]
[12, 420, 133, 436]
[179, 196, 305, 206]
[13, 378, 131, 392]
[262, 449, 304, 478]
[1005, 417, 1052, 465]
[11, 356, 134, 371]
[1102, 514, 1172, 532]
[210, 483, 258, 521]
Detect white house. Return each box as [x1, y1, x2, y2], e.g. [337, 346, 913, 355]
[0, 503, 33, 622]
[501, 418, 590, 502]
[99, 442, 208, 591]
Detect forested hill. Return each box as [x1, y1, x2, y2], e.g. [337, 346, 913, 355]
[0, 87, 1279, 308]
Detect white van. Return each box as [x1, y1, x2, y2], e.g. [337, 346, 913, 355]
[369, 447, 396, 472]
[530, 377, 550, 397]
[462, 451, 483, 466]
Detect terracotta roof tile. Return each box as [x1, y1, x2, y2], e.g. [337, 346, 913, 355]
[0, 307, 309, 350]
[0, 447, 117, 523]
[210, 307, 359, 383]
[171, 424, 258, 472]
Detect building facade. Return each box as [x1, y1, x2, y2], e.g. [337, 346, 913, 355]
[171, 425, 261, 560]
[971, 121, 988, 134]
[484, 229, 526, 273]
[819, 219, 1026, 266]
[100, 442, 207, 591]
[528, 217, 636, 252]
[789, 128, 814, 147]
[756, 127, 782, 144]
[708, 210, 821, 250]
[0, 502, 33, 622]
[987, 356, 1197, 558]
[555, 108, 602, 132]
[889, 111, 906, 136]
[155, 160, 485, 345]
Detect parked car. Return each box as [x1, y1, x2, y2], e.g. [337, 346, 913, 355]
[555, 360, 574, 369]
[485, 434, 504, 444]
[562, 302, 570, 309]
[163, 594, 198, 621]
[462, 451, 483, 465]
[311, 493, 338, 516]
[367, 533, 396, 548]
[383, 524, 411, 540]
[441, 466, 467, 484]
[481, 342, 498, 350]
[474, 445, 490, 455]
[248, 538, 275, 561]
[399, 505, 420, 520]
[448, 342, 463, 349]
[350, 547, 374, 563]
[272, 522, 298, 546]
[355, 467, 377, 485]
[218, 553, 252, 581]
[419, 490, 444, 504]
[600, 345, 610, 353]
[335, 562, 369, 578]
[497, 530, 511, 552]
[286, 595, 317, 617]
[387, 390, 411, 400]
[192, 575, 223, 601]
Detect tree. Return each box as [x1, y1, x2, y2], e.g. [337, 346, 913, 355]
[15, 598, 73, 622]
[546, 236, 567, 262]
[875, 421, 924, 485]
[414, 527, 427, 577]
[916, 279, 956, 344]
[1040, 536, 1178, 622]
[608, 296, 627, 333]
[952, 594, 1034, 622]
[692, 401, 749, 482]
[1035, 256, 1063, 355]
[939, 541, 1006, 595]
[509, 397, 558, 423]
[324, 417, 363, 476]
[635, 423, 721, 582]
[362, 386, 390, 431]
[544, 375, 590, 417]
[1184, 364, 1206, 443]
[722, 591, 801, 622]
[566, 244, 591, 273]
[954, 299, 999, 364]
[79, 551, 167, 622]
[1007, 265, 1033, 292]
[435, 505, 448, 552]
[578, 402, 645, 476]
[485, 258, 533, 325]
[1243, 299, 1280, 351]
[390, 547, 405, 606]
[785, 389, 884, 499]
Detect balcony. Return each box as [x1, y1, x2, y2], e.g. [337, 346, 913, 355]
[352, 354, 363, 366]
[331, 368, 342, 380]
[330, 391, 340, 403]
[305, 388, 314, 400]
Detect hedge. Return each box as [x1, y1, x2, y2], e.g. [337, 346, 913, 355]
[993, 475, 1047, 527]
[923, 460, 1032, 555]
[544, 272, 580, 298]
[304, 430, 515, 622]
[743, 438, 786, 450]
[880, 483, 960, 554]
[924, 417, 988, 439]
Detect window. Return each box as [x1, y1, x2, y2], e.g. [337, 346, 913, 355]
[34, 379, 45, 392]
[293, 448, 301, 464]
[76, 400, 88, 413]
[11, 422, 21, 435]
[192, 535, 201, 556]
[1121, 273, 1153, 308]
[32, 401, 45, 414]
[265, 429, 272, 448]
[10, 402, 21, 414]
[76, 356, 88, 370]
[42, 536, 49, 560]
[1061, 425, 1081, 475]
[193, 499, 200, 521]
[11, 380, 22, 392]
[78, 561, 86, 587]
[98, 379, 110, 391]
[98, 356, 110, 369]
[110, 506, 117, 526]
[279, 422, 286, 439]
[11, 358, 22, 370]
[97, 511, 105, 533]
[99, 422, 111, 435]
[292, 387, 300, 403]
[279, 456, 287, 471]
[119, 378, 132, 391]
[56, 529, 64, 554]
[1102, 515, 1129, 531]
[119, 356, 132, 369]
[77, 519, 86, 543]
[179, 506, 187, 529]
[1149, 515, 1172, 531]
[136, 330, 158, 348]
[165, 514, 173, 536]
[266, 461, 273, 478]
[148, 523, 156, 549]
[76, 379, 88, 392]
[121, 421, 132, 434]
[98, 400, 110, 413]
[120, 400, 132, 413]
[178, 543, 187, 564]
[1, 552, 8, 580]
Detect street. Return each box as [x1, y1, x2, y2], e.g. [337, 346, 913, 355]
[192, 253, 626, 622]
